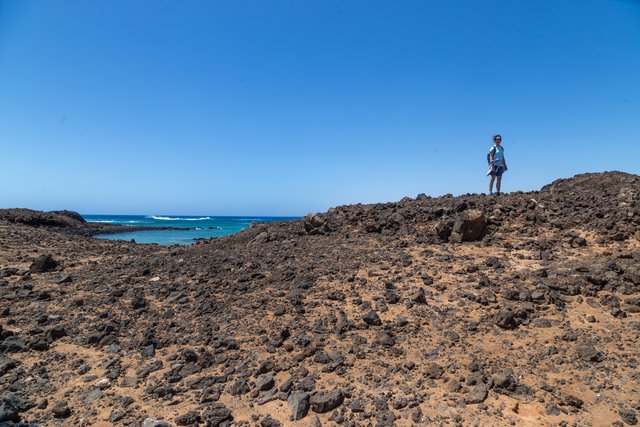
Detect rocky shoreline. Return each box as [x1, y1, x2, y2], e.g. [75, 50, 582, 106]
[0, 208, 190, 237]
[1, 172, 639, 426]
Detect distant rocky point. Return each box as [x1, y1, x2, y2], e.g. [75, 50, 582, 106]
[0, 208, 185, 236]
[0, 208, 86, 228]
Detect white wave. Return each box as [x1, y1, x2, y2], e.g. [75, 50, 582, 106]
[87, 220, 115, 223]
[149, 216, 211, 221]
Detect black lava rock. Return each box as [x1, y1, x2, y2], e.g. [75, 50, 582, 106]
[29, 255, 60, 273]
[310, 390, 344, 413]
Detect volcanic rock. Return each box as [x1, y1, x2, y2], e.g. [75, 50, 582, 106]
[494, 309, 519, 330]
[29, 255, 60, 273]
[0, 356, 17, 376]
[0, 397, 20, 423]
[201, 403, 232, 426]
[255, 374, 275, 391]
[51, 400, 71, 418]
[424, 362, 444, 379]
[363, 310, 382, 326]
[619, 408, 638, 426]
[176, 411, 201, 425]
[465, 384, 488, 404]
[452, 209, 486, 242]
[228, 378, 250, 396]
[374, 331, 396, 347]
[310, 390, 344, 413]
[288, 392, 310, 420]
[575, 342, 604, 363]
[260, 415, 281, 427]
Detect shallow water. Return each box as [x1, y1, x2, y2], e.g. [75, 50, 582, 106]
[84, 214, 297, 245]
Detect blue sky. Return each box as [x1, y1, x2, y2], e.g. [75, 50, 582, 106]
[1, 0, 639, 215]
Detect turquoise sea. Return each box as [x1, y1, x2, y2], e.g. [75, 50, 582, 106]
[84, 215, 298, 245]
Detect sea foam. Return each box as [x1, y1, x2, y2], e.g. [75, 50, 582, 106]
[149, 216, 211, 221]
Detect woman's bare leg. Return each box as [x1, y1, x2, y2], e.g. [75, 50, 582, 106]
[496, 176, 502, 194]
[489, 176, 496, 194]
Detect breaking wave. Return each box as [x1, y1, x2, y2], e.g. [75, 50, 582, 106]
[149, 216, 211, 221]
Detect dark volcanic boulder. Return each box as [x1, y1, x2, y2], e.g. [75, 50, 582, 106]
[260, 415, 281, 427]
[465, 384, 488, 404]
[0, 397, 20, 423]
[362, 310, 382, 326]
[409, 288, 427, 304]
[0, 356, 17, 376]
[493, 372, 530, 396]
[374, 331, 396, 347]
[176, 411, 201, 425]
[0, 337, 27, 353]
[575, 342, 603, 363]
[288, 392, 310, 420]
[255, 374, 275, 391]
[304, 214, 325, 234]
[201, 402, 232, 426]
[29, 255, 60, 273]
[310, 390, 344, 413]
[451, 209, 486, 242]
[228, 378, 250, 396]
[51, 400, 71, 419]
[424, 362, 444, 379]
[0, 268, 20, 278]
[494, 309, 519, 330]
[434, 221, 452, 240]
[619, 408, 638, 426]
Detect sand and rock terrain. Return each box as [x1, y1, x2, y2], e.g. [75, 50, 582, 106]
[1, 171, 639, 427]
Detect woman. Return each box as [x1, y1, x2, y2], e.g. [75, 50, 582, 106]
[487, 134, 508, 195]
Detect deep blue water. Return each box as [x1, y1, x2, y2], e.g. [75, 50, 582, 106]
[84, 215, 298, 245]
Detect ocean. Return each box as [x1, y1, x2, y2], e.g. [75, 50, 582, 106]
[83, 215, 298, 245]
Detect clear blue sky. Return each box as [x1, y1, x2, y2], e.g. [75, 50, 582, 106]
[1, 0, 639, 216]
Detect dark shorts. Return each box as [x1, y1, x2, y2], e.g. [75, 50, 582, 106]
[491, 166, 504, 177]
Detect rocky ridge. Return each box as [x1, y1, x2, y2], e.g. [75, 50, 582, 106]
[0, 208, 186, 237]
[0, 171, 639, 426]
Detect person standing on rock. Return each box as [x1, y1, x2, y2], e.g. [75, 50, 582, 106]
[487, 134, 508, 195]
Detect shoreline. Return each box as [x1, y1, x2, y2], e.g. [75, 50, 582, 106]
[88, 224, 191, 236]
